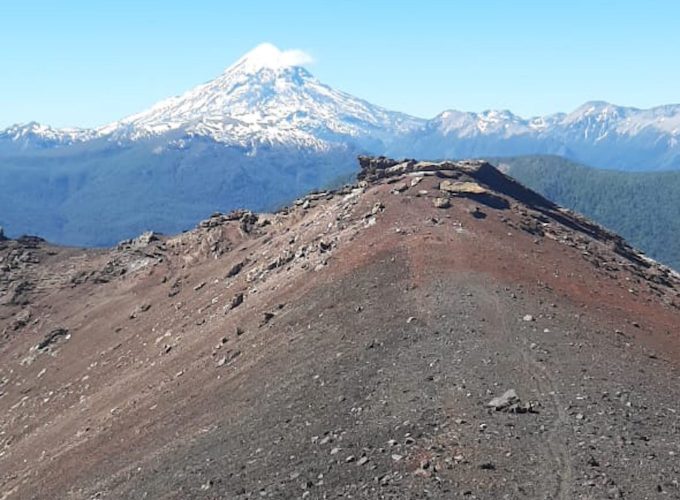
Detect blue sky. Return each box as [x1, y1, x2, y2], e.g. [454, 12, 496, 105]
[1, 0, 678, 128]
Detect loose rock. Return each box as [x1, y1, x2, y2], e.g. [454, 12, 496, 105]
[487, 389, 535, 413]
[37, 328, 69, 351]
[391, 182, 408, 194]
[227, 293, 244, 311]
[226, 261, 246, 278]
[433, 197, 451, 209]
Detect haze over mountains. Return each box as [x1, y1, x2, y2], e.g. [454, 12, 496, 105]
[2, 43, 680, 247]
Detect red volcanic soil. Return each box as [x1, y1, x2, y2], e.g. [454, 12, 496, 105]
[0, 157, 679, 499]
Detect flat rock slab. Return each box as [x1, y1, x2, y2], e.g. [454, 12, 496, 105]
[439, 180, 487, 195]
[487, 389, 520, 410]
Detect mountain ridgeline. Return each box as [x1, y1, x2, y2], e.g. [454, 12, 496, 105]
[495, 155, 680, 270]
[1, 44, 680, 247]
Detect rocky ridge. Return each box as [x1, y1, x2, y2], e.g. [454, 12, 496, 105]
[0, 157, 679, 499]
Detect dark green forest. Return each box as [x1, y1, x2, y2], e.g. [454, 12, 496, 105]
[489, 155, 680, 271]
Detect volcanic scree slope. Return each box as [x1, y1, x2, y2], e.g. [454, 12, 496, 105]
[0, 158, 679, 499]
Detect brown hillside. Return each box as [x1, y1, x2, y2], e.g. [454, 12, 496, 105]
[1, 157, 679, 499]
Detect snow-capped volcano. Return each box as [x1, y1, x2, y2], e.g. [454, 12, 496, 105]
[2, 43, 680, 168]
[98, 43, 423, 150]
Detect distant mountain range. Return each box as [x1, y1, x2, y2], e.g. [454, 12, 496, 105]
[2, 43, 680, 246]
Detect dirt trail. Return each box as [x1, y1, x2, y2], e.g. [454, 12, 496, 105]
[488, 289, 574, 500]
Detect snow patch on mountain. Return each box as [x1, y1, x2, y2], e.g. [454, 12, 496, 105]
[432, 102, 680, 141]
[0, 122, 94, 148]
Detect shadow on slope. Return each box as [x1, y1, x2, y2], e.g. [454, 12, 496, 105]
[488, 155, 680, 270]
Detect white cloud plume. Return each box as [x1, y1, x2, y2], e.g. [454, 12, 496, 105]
[236, 43, 314, 72]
